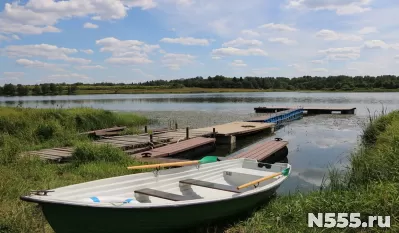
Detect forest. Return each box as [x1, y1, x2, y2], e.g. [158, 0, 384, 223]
[1, 75, 398, 96]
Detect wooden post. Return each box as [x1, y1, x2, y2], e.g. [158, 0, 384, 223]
[175, 123, 178, 130]
[150, 134, 153, 142]
[144, 126, 148, 133]
[186, 127, 190, 139]
[213, 128, 216, 138]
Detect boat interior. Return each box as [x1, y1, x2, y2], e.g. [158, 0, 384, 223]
[33, 159, 290, 206]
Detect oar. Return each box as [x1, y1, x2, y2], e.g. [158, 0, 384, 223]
[127, 156, 220, 170]
[237, 167, 290, 190]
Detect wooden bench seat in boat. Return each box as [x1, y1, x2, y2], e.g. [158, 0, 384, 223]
[134, 188, 194, 201]
[179, 179, 242, 193]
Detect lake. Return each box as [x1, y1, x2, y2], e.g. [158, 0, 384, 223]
[1, 92, 398, 194]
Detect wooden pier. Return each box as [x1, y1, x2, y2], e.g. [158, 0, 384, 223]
[26, 128, 215, 162]
[247, 109, 303, 125]
[195, 121, 275, 145]
[131, 137, 216, 160]
[254, 106, 356, 114]
[228, 139, 288, 162]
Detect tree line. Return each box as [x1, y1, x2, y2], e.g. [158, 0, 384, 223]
[138, 75, 399, 90]
[1, 75, 399, 96]
[0, 83, 78, 96]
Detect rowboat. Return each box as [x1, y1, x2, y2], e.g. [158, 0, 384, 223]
[20, 158, 291, 233]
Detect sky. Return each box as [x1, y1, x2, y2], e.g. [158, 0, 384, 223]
[1, 0, 399, 84]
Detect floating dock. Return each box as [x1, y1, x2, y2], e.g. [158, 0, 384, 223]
[131, 137, 216, 160]
[254, 106, 356, 114]
[247, 109, 303, 125]
[195, 121, 275, 145]
[228, 139, 288, 163]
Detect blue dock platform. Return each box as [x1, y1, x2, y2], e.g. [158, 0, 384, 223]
[246, 108, 303, 125]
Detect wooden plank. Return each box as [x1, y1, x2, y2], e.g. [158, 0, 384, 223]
[195, 122, 274, 136]
[134, 188, 193, 201]
[229, 140, 288, 161]
[151, 137, 215, 156]
[131, 150, 168, 158]
[38, 149, 72, 155]
[80, 126, 126, 135]
[33, 150, 72, 157]
[51, 148, 74, 152]
[131, 137, 215, 158]
[133, 157, 189, 164]
[180, 179, 241, 193]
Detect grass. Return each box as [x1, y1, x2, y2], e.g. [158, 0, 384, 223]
[0, 107, 149, 233]
[212, 109, 399, 233]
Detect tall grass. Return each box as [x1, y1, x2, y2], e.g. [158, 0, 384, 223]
[0, 107, 148, 232]
[220, 110, 399, 233]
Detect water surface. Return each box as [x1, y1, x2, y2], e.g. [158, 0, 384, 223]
[1, 92, 396, 194]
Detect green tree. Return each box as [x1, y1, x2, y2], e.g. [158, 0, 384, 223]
[50, 83, 58, 94]
[3, 84, 16, 96]
[16, 84, 29, 96]
[0, 86, 3, 95]
[32, 85, 42, 95]
[41, 84, 50, 95]
[57, 85, 63, 95]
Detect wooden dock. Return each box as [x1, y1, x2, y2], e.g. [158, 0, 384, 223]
[228, 139, 288, 162]
[254, 106, 356, 114]
[26, 129, 215, 162]
[195, 121, 275, 145]
[247, 109, 303, 124]
[131, 137, 216, 159]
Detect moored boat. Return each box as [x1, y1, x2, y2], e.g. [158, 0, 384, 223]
[20, 158, 291, 233]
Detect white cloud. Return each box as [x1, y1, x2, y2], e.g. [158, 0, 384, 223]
[0, 0, 161, 35]
[319, 46, 361, 61]
[5, 44, 91, 64]
[80, 49, 94, 54]
[258, 23, 297, 32]
[358, 27, 377, 35]
[162, 53, 196, 70]
[395, 55, 399, 60]
[222, 37, 263, 47]
[241, 29, 260, 37]
[0, 34, 21, 42]
[363, 40, 389, 49]
[16, 59, 67, 71]
[327, 53, 360, 60]
[160, 37, 209, 46]
[311, 60, 325, 64]
[287, 0, 372, 15]
[96, 37, 159, 65]
[212, 56, 222, 60]
[319, 47, 362, 54]
[42, 73, 90, 83]
[268, 37, 297, 45]
[212, 47, 268, 57]
[316, 29, 362, 41]
[312, 68, 328, 72]
[2, 72, 25, 80]
[83, 22, 99, 29]
[132, 68, 156, 80]
[76, 65, 105, 70]
[105, 57, 153, 65]
[230, 60, 247, 67]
